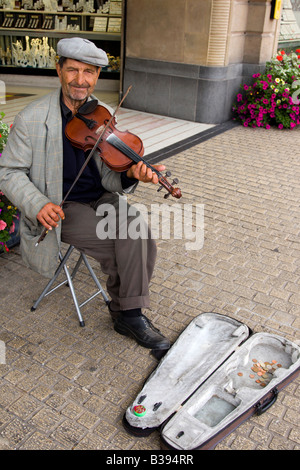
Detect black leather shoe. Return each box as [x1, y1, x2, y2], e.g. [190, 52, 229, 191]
[113, 314, 171, 350]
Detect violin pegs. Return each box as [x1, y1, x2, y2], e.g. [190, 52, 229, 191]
[172, 178, 179, 185]
[157, 185, 164, 192]
[165, 171, 171, 178]
[164, 193, 171, 199]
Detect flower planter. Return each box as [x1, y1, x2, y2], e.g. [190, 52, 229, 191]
[232, 50, 300, 130]
[0, 211, 20, 253]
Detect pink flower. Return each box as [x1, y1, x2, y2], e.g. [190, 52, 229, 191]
[260, 81, 269, 90]
[0, 220, 7, 230]
[9, 222, 15, 234]
[291, 122, 296, 128]
[278, 124, 284, 129]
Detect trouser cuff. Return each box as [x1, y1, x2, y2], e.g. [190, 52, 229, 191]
[119, 296, 150, 311]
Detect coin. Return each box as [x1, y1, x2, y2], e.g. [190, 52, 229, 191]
[237, 372, 243, 376]
[252, 359, 258, 363]
[249, 374, 255, 378]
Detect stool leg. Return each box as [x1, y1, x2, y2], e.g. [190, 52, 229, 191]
[81, 253, 110, 305]
[63, 261, 85, 327]
[31, 246, 75, 311]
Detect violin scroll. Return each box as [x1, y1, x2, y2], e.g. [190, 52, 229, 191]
[157, 172, 182, 199]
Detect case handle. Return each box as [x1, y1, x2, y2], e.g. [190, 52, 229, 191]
[255, 387, 278, 416]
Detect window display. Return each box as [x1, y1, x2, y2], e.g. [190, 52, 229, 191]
[279, 0, 300, 43]
[0, 0, 122, 73]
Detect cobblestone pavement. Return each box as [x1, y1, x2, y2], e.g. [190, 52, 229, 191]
[0, 124, 299, 451]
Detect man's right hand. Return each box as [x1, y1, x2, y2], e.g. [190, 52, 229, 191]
[36, 202, 65, 230]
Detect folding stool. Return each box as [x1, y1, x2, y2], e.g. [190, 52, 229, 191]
[31, 245, 109, 327]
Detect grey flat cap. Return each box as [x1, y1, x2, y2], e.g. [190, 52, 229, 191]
[57, 38, 108, 67]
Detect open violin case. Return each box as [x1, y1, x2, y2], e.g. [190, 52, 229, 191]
[123, 313, 300, 450]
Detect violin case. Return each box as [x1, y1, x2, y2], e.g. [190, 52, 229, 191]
[123, 313, 300, 450]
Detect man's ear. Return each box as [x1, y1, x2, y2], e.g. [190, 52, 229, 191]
[56, 63, 62, 81]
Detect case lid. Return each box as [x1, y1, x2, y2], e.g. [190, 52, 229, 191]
[161, 332, 300, 450]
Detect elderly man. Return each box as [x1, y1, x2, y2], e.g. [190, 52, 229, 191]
[0, 38, 170, 351]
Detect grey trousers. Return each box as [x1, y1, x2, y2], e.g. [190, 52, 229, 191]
[61, 192, 157, 312]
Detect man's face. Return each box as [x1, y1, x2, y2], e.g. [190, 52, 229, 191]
[56, 58, 100, 109]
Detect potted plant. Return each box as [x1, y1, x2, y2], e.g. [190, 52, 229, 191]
[232, 49, 300, 129]
[0, 112, 19, 253]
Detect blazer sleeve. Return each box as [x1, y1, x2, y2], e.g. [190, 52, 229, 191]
[0, 113, 50, 224]
[93, 150, 138, 194]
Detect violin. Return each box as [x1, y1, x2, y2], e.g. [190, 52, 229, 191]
[65, 102, 182, 200]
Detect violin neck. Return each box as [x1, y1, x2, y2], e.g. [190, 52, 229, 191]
[106, 133, 161, 177]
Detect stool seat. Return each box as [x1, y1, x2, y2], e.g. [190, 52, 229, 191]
[31, 245, 109, 327]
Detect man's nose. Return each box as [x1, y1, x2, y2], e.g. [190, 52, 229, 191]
[75, 71, 86, 85]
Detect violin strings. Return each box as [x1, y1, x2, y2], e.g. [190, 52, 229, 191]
[106, 134, 161, 177]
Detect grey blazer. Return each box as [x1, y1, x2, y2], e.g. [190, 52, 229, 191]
[0, 88, 136, 278]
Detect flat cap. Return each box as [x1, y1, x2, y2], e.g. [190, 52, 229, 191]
[57, 38, 108, 67]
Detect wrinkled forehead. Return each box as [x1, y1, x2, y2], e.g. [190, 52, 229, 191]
[59, 58, 100, 72]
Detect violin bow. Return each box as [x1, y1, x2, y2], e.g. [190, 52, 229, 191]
[35, 86, 132, 246]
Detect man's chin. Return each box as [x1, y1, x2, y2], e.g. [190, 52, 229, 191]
[69, 89, 90, 102]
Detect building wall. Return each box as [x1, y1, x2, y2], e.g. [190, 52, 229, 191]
[123, 0, 281, 123]
[125, 0, 212, 65]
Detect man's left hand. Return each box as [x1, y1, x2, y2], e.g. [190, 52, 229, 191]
[126, 161, 165, 184]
